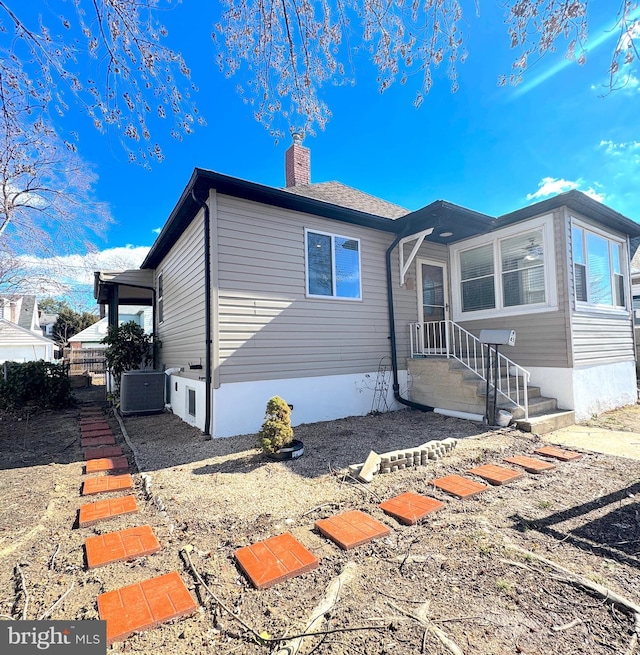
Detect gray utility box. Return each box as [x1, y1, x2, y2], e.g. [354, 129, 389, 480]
[120, 370, 165, 416]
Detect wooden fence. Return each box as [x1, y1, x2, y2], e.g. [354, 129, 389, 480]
[64, 348, 106, 376]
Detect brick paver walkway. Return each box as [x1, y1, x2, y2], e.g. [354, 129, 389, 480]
[467, 464, 524, 485]
[78, 495, 138, 527]
[534, 445, 583, 461]
[85, 456, 129, 474]
[315, 510, 391, 550]
[82, 474, 133, 496]
[235, 532, 319, 589]
[503, 455, 557, 473]
[432, 474, 488, 498]
[379, 492, 444, 525]
[73, 401, 584, 644]
[84, 446, 124, 461]
[97, 571, 197, 645]
[85, 525, 161, 569]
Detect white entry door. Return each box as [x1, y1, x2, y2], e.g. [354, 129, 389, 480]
[416, 259, 449, 353]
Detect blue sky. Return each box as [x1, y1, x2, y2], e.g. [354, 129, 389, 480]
[23, 1, 640, 301]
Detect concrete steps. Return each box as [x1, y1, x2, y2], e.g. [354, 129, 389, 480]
[408, 356, 574, 434]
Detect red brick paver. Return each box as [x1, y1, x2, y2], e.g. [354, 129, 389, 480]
[534, 445, 583, 461]
[97, 571, 197, 645]
[80, 409, 104, 417]
[84, 446, 123, 461]
[85, 525, 161, 569]
[78, 495, 138, 527]
[432, 474, 488, 498]
[315, 510, 391, 550]
[81, 435, 116, 448]
[85, 456, 129, 474]
[82, 474, 133, 496]
[467, 464, 525, 486]
[503, 455, 556, 473]
[81, 421, 110, 432]
[379, 492, 444, 525]
[81, 427, 113, 438]
[80, 417, 107, 425]
[235, 532, 319, 589]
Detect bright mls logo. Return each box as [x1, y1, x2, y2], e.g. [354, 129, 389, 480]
[1, 621, 106, 654]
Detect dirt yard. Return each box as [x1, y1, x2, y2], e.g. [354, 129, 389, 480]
[1, 387, 639, 655]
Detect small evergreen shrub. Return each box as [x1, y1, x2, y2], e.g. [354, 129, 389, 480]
[0, 361, 73, 411]
[257, 396, 294, 454]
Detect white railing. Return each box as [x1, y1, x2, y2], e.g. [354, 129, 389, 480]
[409, 320, 530, 419]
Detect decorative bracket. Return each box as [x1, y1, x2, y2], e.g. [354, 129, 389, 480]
[399, 228, 434, 285]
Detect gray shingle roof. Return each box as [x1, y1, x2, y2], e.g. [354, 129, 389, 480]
[0, 294, 37, 330]
[283, 182, 409, 219]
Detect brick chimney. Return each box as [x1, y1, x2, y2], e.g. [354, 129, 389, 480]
[285, 132, 310, 187]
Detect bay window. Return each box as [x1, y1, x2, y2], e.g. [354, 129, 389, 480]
[459, 228, 547, 314]
[572, 223, 625, 308]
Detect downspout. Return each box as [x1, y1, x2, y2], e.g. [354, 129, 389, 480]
[386, 233, 434, 412]
[191, 190, 212, 436]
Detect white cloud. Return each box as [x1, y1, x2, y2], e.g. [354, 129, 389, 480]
[526, 177, 605, 203]
[16, 245, 150, 290]
[598, 140, 640, 163]
[152, 227, 162, 234]
[526, 177, 579, 200]
[582, 187, 606, 202]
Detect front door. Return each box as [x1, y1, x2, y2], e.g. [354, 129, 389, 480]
[417, 259, 449, 353]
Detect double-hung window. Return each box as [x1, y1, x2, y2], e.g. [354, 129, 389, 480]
[457, 228, 548, 315]
[305, 229, 362, 299]
[572, 223, 625, 309]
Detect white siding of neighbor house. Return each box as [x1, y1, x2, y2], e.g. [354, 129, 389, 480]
[565, 209, 635, 366]
[453, 210, 572, 369]
[155, 210, 207, 378]
[215, 194, 419, 384]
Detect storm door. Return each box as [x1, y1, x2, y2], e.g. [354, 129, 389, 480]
[416, 260, 449, 354]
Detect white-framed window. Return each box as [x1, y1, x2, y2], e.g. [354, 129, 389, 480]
[157, 273, 164, 323]
[452, 217, 556, 321]
[571, 221, 626, 310]
[305, 229, 362, 300]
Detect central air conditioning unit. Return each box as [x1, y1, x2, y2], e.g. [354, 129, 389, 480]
[120, 370, 165, 416]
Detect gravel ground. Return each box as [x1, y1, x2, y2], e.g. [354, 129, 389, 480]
[1, 386, 639, 655]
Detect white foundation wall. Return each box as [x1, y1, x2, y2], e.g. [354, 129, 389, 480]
[167, 375, 207, 432]
[571, 360, 637, 422]
[527, 361, 637, 422]
[212, 370, 409, 438]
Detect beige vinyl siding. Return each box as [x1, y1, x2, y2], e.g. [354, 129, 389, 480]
[456, 210, 572, 369]
[216, 195, 412, 384]
[156, 213, 206, 374]
[567, 209, 635, 365]
[571, 314, 634, 365]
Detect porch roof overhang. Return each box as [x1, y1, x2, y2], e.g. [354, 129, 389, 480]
[395, 200, 494, 244]
[93, 270, 155, 306]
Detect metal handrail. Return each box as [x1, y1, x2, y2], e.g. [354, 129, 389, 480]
[409, 320, 530, 419]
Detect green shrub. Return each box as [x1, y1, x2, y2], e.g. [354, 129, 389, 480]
[257, 396, 293, 454]
[101, 321, 155, 399]
[0, 361, 73, 411]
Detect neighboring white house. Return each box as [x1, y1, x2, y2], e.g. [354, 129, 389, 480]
[0, 295, 55, 364]
[95, 140, 640, 437]
[68, 306, 153, 349]
[0, 319, 55, 363]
